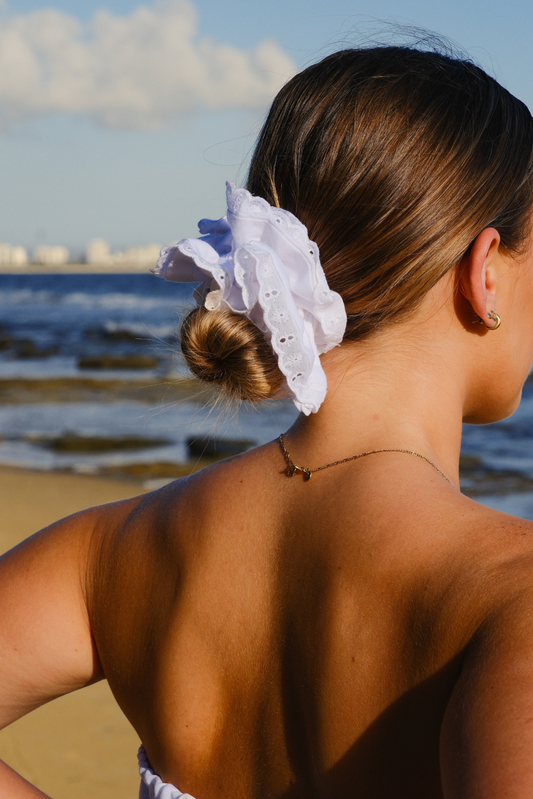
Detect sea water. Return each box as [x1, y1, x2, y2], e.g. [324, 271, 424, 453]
[0, 273, 532, 518]
[0, 272, 299, 471]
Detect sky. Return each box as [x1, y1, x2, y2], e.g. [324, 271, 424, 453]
[0, 0, 532, 256]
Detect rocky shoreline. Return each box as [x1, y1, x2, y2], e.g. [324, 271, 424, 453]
[0, 375, 206, 404]
[0, 375, 532, 501]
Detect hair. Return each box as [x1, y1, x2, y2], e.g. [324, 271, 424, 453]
[181, 306, 284, 401]
[181, 44, 533, 403]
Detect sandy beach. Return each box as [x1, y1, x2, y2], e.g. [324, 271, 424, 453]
[0, 466, 148, 799]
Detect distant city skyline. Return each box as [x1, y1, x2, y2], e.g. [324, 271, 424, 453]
[0, 236, 162, 266]
[0, 0, 531, 250]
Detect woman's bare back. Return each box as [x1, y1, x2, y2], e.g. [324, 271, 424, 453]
[85, 440, 533, 799]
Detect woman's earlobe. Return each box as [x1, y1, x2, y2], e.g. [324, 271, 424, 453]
[472, 310, 502, 330]
[486, 310, 502, 330]
[459, 228, 501, 325]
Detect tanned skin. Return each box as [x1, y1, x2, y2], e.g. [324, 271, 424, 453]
[2, 228, 533, 798]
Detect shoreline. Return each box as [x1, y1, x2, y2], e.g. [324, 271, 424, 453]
[2, 448, 533, 499]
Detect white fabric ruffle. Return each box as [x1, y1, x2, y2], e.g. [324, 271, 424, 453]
[152, 182, 346, 415]
[138, 745, 197, 799]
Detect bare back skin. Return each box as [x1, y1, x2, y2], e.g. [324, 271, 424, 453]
[83, 441, 533, 799]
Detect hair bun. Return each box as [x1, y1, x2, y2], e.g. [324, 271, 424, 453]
[180, 307, 284, 403]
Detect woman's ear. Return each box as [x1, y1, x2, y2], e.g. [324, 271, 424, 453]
[459, 227, 501, 326]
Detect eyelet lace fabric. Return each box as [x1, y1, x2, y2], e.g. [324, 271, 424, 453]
[151, 182, 347, 414]
[138, 745, 197, 799]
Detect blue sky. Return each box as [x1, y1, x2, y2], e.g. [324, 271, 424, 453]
[0, 0, 531, 256]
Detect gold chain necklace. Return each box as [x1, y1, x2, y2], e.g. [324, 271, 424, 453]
[278, 434, 454, 486]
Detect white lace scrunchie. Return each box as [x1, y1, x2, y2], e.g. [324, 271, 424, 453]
[151, 182, 347, 415]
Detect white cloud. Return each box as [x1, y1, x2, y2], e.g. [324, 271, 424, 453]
[0, 0, 295, 130]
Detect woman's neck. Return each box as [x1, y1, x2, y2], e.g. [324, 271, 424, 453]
[286, 320, 468, 488]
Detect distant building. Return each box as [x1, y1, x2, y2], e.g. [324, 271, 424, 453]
[85, 240, 161, 269]
[86, 239, 112, 265]
[32, 245, 70, 265]
[0, 242, 28, 266]
[121, 244, 161, 267]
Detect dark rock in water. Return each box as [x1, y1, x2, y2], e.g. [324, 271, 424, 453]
[461, 471, 533, 497]
[458, 454, 482, 472]
[0, 334, 59, 358]
[33, 433, 170, 452]
[104, 329, 141, 341]
[0, 376, 206, 404]
[84, 326, 142, 342]
[186, 436, 255, 459]
[0, 324, 12, 349]
[13, 339, 58, 359]
[459, 451, 533, 497]
[78, 354, 159, 370]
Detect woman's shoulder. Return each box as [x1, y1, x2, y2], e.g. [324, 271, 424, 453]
[408, 493, 533, 663]
[403, 486, 533, 607]
[145, 447, 533, 566]
[448, 494, 533, 578]
[440, 503, 533, 795]
[84, 448, 533, 628]
[467, 501, 533, 608]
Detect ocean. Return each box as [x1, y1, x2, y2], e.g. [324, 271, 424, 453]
[1, 272, 533, 518]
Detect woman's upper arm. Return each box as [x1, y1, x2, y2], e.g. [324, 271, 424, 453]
[0, 511, 104, 729]
[441, 587, 533, 798]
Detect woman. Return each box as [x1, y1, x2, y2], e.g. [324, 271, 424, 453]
[1, 44, 533, 798]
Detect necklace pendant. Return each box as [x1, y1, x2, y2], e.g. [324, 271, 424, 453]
[278, 433, 453, 488]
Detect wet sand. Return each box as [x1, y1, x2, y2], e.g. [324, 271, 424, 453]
[0, 466, 147, 799]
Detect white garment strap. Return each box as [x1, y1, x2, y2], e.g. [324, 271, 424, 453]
[138, 745, 197, 799]
[152, 182, 347, 414]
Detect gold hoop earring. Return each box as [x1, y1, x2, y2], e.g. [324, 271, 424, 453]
[486, 310, 501, 330]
